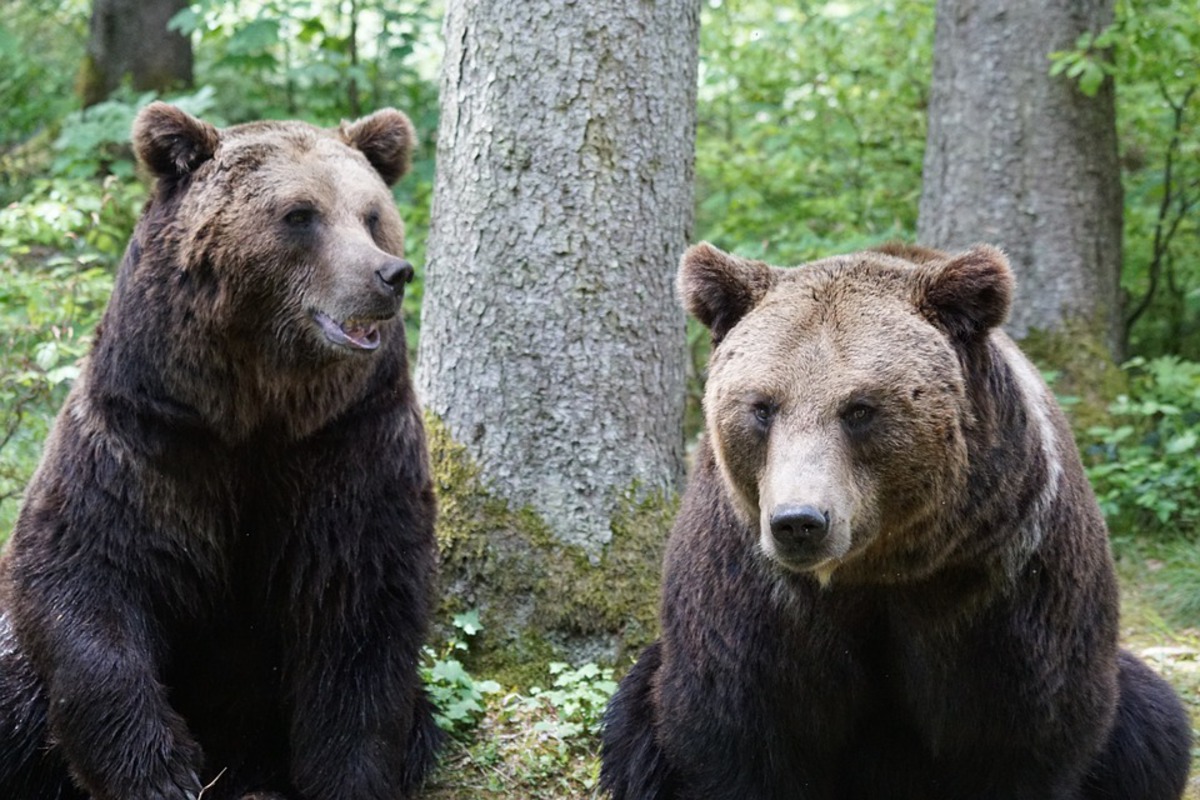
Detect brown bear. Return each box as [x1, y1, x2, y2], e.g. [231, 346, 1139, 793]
[0, 103, 440, 800]
[601, 243, 1192, 799]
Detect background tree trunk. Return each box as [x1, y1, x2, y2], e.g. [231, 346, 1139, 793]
[418, 0, 699, 674]
[918, 0, 1124, 357]
[81, 0, 193, 106]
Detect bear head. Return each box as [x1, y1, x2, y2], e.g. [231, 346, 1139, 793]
[681, 242, 1014, 585]
[131, 102, 417, 363]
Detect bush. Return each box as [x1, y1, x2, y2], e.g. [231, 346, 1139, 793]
[0, 168, 142, 535]
[1083, 356, 1200, 538]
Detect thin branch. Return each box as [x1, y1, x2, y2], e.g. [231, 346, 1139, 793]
[196, 767, 228, 800]
[1125, 81, 1197, 332]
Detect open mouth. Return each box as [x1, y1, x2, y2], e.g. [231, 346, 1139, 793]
[313, 311, 384, 351]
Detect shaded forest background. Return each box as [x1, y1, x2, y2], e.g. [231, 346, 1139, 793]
[0, 0, 1198, 796]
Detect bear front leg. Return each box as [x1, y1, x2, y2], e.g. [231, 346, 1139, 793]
[29, 594, 204, 800]
[0, 615, 82, 800]
[601, 641, 681, 800]
[283, 564, 440, 800]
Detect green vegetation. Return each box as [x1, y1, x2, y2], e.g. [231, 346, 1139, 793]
[1085, 356, 1200, 542]
[425, 656, 619, 800]
[1052, 0, 1200, 356]
[695, 0, 931, 265]
[422, 610, 504, 735]
[1, 0, 1198, 795]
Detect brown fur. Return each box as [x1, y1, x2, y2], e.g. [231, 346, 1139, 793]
[123, 103, 416, 441]
[0, 104, 440, 800]
[601, 243, 1191, 800]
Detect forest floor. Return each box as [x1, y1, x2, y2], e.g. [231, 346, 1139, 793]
[423, 558, 1200, 800]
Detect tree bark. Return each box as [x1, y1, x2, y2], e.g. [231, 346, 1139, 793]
[418, 0, 699, 669]
[82, 0, 193, 106]
[918, 0, 1123, 356]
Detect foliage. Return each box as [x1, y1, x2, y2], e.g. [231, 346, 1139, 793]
[168, 0, 442, 127]
[0, 172, 140, 534]
[1048, 26, 1118, 99]
[421, 610, 502, 735]
[521, 662, 617, 742]
[480, 662, 616, 791]
[1084, 356, 1200, 538]
[0, 0, 91, 204]
[695, 0, 933, 265]
[423, 659, 618, 799]
[0, 0, 88, 150]
[0, 260, 111, 535]
[686, 0, 936, 438]
[1051, 0, 1200, 358]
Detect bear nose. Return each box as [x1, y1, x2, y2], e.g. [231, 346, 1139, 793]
[770, 505, 829, 543]
[376, 258, 415, 293]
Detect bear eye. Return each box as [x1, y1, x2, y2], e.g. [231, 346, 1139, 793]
[365, 209, 381, 235]
[283, 207, 317, 228]
[751, 401, 777, 430]
[841, 400, 877, 436]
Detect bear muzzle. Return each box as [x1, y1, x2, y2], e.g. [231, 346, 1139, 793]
[310, 257, 412, 352]
[313, 310, 389, 351]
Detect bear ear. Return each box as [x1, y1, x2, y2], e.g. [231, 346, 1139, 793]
[132, 102, 220, 179]
[679, 243, 778, 344]
[340, 108, 416, 186]
[917, 244, 1014, 343]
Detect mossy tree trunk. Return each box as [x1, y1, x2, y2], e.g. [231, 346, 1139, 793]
[918, 0, 1124, 358]
[81, 0, 193, 107]
[418, 0, 700, 677]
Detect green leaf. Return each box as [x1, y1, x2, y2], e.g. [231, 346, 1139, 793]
[1078, 61, 1105, 96]
[1165, 431, 1197, 455]
[34, 342, 58, 371]
[45, 365, 80, 385]
[430, 659, 469, 685]
[452, 609, 482, 636]
[168, 7, 202, 35]
[228, 18, 281, 56]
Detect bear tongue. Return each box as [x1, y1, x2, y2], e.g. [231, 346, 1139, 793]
[341, 320, 380, 349]
[314, 311, 381, 351]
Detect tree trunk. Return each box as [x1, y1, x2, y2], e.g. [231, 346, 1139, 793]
[82, 0, 193, 106]
[918, 0, 1123, 357]
[418, 0, 699, 674]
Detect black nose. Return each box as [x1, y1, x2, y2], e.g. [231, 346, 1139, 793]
[769, 505, 829, 543]
[376, 258, 415, 292]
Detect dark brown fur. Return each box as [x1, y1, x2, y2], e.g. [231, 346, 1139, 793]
[0, 103, 440, 800]
[602, 243, 1191, 799]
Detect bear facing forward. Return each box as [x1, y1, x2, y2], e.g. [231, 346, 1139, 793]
[601, 243, 1191, 799]
[0, 104, 440, 800]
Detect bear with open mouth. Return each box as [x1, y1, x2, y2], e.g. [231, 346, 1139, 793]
[0, 103, 440, 800]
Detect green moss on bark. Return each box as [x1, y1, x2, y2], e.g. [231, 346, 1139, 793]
[1018, 321, 1126, 434]
[426, 412, 674, 688]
